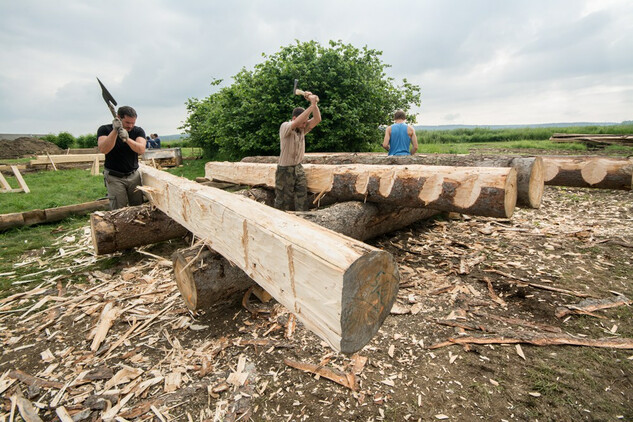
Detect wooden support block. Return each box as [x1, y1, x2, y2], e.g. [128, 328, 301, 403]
[91, 156, 100, 176]
[0, 172, 12, 191]
[11, 166, 29, 194]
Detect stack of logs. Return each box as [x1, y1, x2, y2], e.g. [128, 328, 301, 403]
[90, 153, 633, 353]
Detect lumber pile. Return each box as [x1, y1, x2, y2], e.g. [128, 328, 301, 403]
[137, 164, 401, 354]
[550, 133, 633, 148]
[242, 153, 544, 209]
[141, 147, 183, 167]
[205, 162, 518, 218]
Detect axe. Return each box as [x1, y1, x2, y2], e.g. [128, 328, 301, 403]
[293, 79, 310, 100]
[97, 77, 118, 119]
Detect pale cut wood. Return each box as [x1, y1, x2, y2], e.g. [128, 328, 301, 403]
[173, 202, 439, 311]
[11, 166, 29, 193]
[0, 199, 109, 232]
[206, 162, 518, 218]
[91, 156, 100, 176]
[0, 172, 11, 191]
[243, 153, 544, 208]
[541, 156, 633, 190]
[139, 164, 399, 354]
[29, 153, 105, 165]
[90, 302, 119, 352]
[46, 152, 58, 171]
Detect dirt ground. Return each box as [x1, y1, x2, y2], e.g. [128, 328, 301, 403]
[1, 184, 632, 421]
[0, 137, 64, 159]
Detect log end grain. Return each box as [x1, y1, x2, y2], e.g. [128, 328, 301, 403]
[503, 167, 518, 218]
[527, 157, 545, 209]
[339, 250, 400, 354]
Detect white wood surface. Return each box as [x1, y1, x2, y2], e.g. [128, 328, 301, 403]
[138, 164, 399, 353]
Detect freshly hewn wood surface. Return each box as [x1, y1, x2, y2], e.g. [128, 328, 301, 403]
[1, 199, 109, 232]
[242, 153, 543, 209]
[206, 162, 518, 218]
[173, 201, 440, 311]
[90, 205, 189, 255]
[139, 164, 400, 354]
[542, 156, 633, 190]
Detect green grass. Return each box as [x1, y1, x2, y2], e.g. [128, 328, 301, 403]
[0, 168, 107, 214]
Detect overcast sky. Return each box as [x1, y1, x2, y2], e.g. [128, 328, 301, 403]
[1, 0, 631, 136]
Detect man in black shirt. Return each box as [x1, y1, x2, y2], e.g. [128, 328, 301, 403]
[97, 106, 147, 210]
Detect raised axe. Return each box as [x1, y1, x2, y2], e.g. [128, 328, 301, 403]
[97, 77, 118, 119]
[293, 79, 310, 100]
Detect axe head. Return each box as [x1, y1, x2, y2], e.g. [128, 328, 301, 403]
[292, 79, 299, 95]
[97, 77, 117, 109]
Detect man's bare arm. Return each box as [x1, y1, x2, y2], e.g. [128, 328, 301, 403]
[305, 95, 321, 134]
[98, 130, 118, 154]
[382, 126, 391, 151]
[409, 125, 418, 155]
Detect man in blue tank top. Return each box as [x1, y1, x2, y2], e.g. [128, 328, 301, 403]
[382, 110, 418, 156]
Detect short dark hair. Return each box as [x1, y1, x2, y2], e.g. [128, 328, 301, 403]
[394, 110, 406, 120]
[117, 106, 137, 119]
[292, 107, 305, 118]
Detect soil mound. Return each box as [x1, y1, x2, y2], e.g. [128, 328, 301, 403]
[0, 137, 65, 159]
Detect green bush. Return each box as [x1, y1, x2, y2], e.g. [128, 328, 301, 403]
[76, 134, 98, 148]
[181, 40, 421, 160]
[42, 132, 76, 149]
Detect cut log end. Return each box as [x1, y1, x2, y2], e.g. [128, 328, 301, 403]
[503, 167, 518, 218]
[340, 250, 399, 354]
[527, 157, 544, 209]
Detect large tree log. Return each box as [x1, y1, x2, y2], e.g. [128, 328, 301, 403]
[91, 205, 189, 255]
[242, 153, 543, 209]
[138, 164, 400, 354]
[0, 199, 109, 232]
[206, 162, 518, 218]
[90, 188, 274, 255]
[173, 201, 440, 312]
[541, 156, 633, 190]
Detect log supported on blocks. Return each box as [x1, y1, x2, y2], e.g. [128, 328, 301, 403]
[206, 162, 518, 218]
[541, 156, 633, 190]
[242, 153, 544, 209]
[91, 205, 189, 255]
[172, 201, 440, 312]
[138, 164, 400, 354]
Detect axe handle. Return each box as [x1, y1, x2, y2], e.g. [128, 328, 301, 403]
[295, 89, 310, 100]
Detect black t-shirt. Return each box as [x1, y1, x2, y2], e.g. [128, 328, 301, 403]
[97, 124, 146, 173]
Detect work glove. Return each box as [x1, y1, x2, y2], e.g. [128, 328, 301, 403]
[112, 117, 122, 131]
[117, 127, 129, 142]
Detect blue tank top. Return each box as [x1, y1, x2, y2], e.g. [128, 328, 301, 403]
[388, 123, 411, 156]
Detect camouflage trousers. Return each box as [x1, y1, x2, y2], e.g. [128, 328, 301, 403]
[274, 164, 308, 211]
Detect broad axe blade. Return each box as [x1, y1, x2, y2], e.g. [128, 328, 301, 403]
[293, 79, 299, 95]
[97, 77, 118, 117]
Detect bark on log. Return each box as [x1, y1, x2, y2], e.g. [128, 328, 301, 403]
[242, 153, 543, 208]
[206, 162, 518, 218]
[0, 199, 110, 232]
[90, 205, 189, 255]
[90, 188, 274, 255]
[172, 201, 440, 312]
[541, 156, 633, 190]
[138, 164, 400, 354]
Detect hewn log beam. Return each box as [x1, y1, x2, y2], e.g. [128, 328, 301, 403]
[242, 153, 543, 208]
[206, 162, 518, 218]
[138, 164, 400, 354]
[541, 156, 633, 190]
[1, 199, 109, 232]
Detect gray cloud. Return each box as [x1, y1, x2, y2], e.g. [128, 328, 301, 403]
[0, 0, 631, 136]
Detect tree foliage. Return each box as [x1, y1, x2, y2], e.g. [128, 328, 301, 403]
[181, 40, 421, 160]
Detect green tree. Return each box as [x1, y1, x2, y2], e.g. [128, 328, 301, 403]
[182, 40, 421, 160]
[76, 134, 98, 148]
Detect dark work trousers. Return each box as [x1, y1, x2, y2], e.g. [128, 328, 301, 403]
[274, 164, 308, 211]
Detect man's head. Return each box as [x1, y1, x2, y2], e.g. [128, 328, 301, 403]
[117, 106, 138, 131]
[291, 107, 307, 128]
[394, 110, 406, 121]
